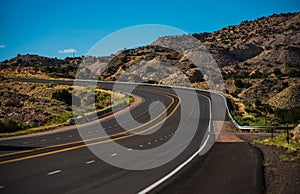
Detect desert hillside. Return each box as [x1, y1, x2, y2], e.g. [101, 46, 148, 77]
[91, 12, 300, 125]
[0, 54, 81, 79]
[1, 12, 299, 125]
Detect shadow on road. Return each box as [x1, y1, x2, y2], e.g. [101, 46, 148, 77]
[0, 145, 39, 151]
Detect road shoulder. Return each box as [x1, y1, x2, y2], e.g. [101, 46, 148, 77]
[157, 121, 264, 194]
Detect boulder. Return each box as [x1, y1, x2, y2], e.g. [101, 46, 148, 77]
[292, 124, 300, 143]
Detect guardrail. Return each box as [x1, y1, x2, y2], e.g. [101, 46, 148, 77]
[10, 77, 295, 132]
[90, 80, 295, 132]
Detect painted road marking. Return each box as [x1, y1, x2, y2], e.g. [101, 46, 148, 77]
[127, 148, 133, 151]
[138, 135, 211, 194]
[148, 142, 151, 145]
[110, 153, 117, 157]
[0, 89, 179, 164]
[23, 142, 29, 144]
[47, 170, 62, 176]
[86, 160, 95, 164]
[0, 186, 4, 189]
[139, 144, 144, 147]
[41, 139, 46, 142]
[68, 135, 72, 138]
[154, 139, 158, 142]
[55, 137, 61, 140]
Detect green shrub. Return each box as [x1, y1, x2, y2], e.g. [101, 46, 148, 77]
[52, 89, 72, 106]
[234, 64, 240, 70]
[48, 112, 73, 124]
[250, 71, 268, 79]
[274, 106, 300, 124]
[189, 64, 197, 68]
[0, 119, 24, 133]
[235, 79, 244, 88]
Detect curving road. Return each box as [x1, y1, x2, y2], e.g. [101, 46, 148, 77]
[0, 79, 217, 194]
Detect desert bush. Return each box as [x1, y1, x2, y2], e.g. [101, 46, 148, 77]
[250, 71, 268, 79]
[52, 89, 72, 106]
[287, 69, 300, 77]
[235, 79, 244, 88]
[234, 64, 241, 70]
[189, 64, 197, 68]
[0, 118, 24, 133]
[48, 112, 73, 124]
[274, 106, 300, 124]
[5, 100, 23, 108]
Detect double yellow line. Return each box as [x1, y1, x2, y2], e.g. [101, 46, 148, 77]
[0, 88, 181, 165]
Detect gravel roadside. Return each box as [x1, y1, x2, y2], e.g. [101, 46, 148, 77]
[237, 133, 300, 194]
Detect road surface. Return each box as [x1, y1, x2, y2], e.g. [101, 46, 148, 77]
[0, 80, 215, 193]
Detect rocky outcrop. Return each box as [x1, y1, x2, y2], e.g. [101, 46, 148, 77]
[292, 124, 300, 143]
[229, 44, 263, 61]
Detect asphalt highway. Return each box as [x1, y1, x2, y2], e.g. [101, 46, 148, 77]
[0, 80, 212, 194]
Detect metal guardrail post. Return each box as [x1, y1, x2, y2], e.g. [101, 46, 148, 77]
[271, 127, 274, 138]
[286, 123, 289, 144]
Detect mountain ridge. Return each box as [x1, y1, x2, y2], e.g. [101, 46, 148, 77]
[1, 12, 299, 125]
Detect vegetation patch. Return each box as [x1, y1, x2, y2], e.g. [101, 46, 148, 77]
[253, 134, 300, 163]
[0, 80, 132, 137]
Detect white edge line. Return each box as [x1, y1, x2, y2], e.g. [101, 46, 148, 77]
[138, 92, 212, 194]
[50, 80, 221, 193]
[137, 135, 210, 194]
[86, 160, 95, 164]
[47, 170, 62, 176]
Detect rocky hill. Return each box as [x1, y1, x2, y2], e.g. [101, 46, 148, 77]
[1, 12, 299, 125]
[0, 54, 81, 79]
[87, 12, 299, 125]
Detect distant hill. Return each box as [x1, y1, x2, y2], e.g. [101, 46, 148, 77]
[0, 54, 81, 79]
[1, 12, 299, 125]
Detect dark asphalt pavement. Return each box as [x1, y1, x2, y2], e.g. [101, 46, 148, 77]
[159, 142, 264, 194]
[0, 79, 264, 194]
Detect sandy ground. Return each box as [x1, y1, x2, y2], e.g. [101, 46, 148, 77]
[215, 121, 244, 142]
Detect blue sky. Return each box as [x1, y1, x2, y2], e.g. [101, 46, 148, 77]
[0, 0, 299, 61]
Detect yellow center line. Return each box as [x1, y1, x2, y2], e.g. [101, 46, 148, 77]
[0, 92, 181, 165]
[0, 88, 175, 158]
[0, 88, 180, 164]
